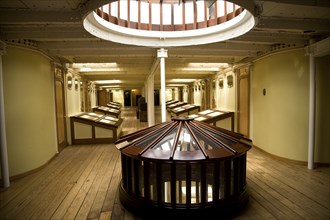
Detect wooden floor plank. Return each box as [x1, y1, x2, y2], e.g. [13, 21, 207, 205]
[49, 146, 106, 220]
[87, 146, 119, 219]
[0, 146, 88, 218]
[74, 145, 117, 220]
[0, 106, 329, 220]
[61, 146, 107, 220]
[99, 211, 112, 220]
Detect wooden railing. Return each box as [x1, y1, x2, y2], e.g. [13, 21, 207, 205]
[95, 0, 244, 32]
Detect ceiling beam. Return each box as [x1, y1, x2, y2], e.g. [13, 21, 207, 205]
[0, 10, 82, 24]
[257, 17, 330, 33]
[260, 0, 330, 7]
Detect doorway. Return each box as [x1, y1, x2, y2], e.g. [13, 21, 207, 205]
[54, 67, 67, 152]
[237, 67, 250, 137]
[124, 90, 131, 106]
[154, 90, 160, 106]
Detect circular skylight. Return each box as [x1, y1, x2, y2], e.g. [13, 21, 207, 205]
[83, 0, 256, 47]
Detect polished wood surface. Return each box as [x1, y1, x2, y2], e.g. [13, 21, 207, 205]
[1, 107, 329, 220]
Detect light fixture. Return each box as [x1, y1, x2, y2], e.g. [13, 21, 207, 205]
[71, 62, 117, 68]
[181, 67, 220, 71]
[169, 79, 196, 83]
[79, 67, 121, 72]
[94, 80, 121, 84]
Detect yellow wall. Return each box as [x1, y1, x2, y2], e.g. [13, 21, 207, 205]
[113, 89, 124, 105]
[315, 55, 330, 163]
[252, 49, 310, 161]
[2, 46, 57, 177]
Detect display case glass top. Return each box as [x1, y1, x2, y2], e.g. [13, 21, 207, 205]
[72, 112, 123, 128]
[167, 101, 187, 109]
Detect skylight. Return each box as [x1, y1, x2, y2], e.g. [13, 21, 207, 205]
[83, 0, 256, 47]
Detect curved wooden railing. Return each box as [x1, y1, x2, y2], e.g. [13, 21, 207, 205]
[95, 0, 244, 32]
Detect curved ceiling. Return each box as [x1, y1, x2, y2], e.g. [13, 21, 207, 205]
[0, 0, 329, 89]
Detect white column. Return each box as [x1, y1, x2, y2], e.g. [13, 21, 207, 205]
[0, 41, 10, 188]
[308, 48, 316, 170]
[147, 74, 155, 126]
[157, 48, 168, 122]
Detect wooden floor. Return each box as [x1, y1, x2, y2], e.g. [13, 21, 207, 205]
[1, 107, 329, 220]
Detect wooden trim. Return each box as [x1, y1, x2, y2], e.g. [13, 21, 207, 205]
[149, 0, 152, 30]
[171, 3, 174, 31]
[193, 0, 197, 29]
[102, 3, 244, 31]
[203, 1, 207, 27]
[182, 1, 185, 30]
[127, 0, 130, 28]
[138, 0, 141, 29]
[160, 0, 163, 31]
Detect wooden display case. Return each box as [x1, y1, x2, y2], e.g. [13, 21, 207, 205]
[170, 104, 200, 117]
[70, 112, 123, 144]
[108, 101, 121, 107]
[187, 109, 235, 131]
[106, 103, 121, 110]
[166, 100, 179, 106]
[166, 101, 187, 112]
[92, 106, 121, 118]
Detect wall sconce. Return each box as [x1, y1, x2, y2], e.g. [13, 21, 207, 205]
[74, 79, 79, 90]
[227, 75, 234, 88]
[218, 77, 224, 89]
[67, 76, 73, 89]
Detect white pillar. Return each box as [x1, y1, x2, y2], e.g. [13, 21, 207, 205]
[0, 41, 10, 188]
[308, 48, 316, 170]
[157, 48, 168, 122]
[147, 74, 155, 126]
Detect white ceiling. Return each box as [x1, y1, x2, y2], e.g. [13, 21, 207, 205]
[0, 0, 329, 89]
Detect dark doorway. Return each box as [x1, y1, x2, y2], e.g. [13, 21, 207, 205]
[124, 90, 131, 106]
[154, 90, 160, 106]
[136, 94, 142, 106]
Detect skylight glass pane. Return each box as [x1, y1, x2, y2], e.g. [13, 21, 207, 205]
[196, 1, 205, 22]
[163, 4, 172, 25]
[102, 5, 109, 15]
[185, 2, 194, 24]
[227, 2, 234, 13]
[217, 0, 225, 17]
[152, 126, 178, 151]
[177, 125, 199, 151]
[152, 3, 160, 24]
[141, 2, 149, 23]
[110, 1, 118, 17]
[130, 1, 138, 22]
[173, 4, 182, 24]
[119, 0, 128, 20]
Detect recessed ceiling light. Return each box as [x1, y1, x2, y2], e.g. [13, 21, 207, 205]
[94, 80, 121, 84]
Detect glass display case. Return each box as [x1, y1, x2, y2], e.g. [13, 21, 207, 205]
[115, 117, 252, 219]
[70, 112, 123, 144]
[187, 109, 235, 131]
[108, 101, 121, 107]
[106, 103, 121, 110]
[166, 100, 179, 106]
[166, 101, 187, 112]
[169, 104, 200, 117]
[92, 106, 121, 118]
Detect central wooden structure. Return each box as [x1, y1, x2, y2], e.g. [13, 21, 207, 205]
[115, 117, 252, 219]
